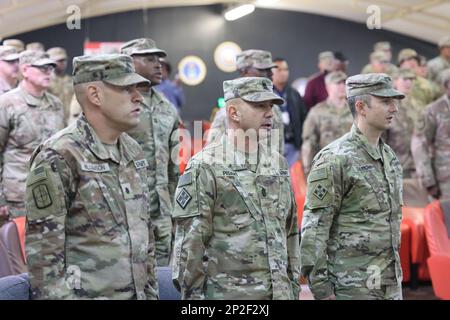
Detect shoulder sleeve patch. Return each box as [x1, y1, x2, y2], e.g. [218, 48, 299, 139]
[308, 167, 328, 182]
[178, 172, 192, 187]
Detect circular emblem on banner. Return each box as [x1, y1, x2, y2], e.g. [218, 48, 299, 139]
[178, 56, 207, 86]
[214, 41, 242, 73]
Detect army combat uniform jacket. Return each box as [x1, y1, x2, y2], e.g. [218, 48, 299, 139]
[127, 88, 181, 266]
[300, 125, 403, 300]
[25, 115, 159, 299]
[172, 137, 300, 300]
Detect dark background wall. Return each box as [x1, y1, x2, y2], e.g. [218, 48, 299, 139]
[14, 5, 436, 121]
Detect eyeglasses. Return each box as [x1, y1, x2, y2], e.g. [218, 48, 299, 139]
[32, 65, 55, 73]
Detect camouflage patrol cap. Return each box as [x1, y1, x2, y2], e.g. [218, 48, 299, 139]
[325, 71, 347, 84]
[2, 39, 25, 52]
[236, 49, 276, 70]
[346, 73, 405, 99]
[370, 51, 389, 62]
[438, 36, 450, 48]
[374, 41, 391, 51]
[26, 42, 45, 52]
[19, 50, 56, 67]
[47, 47, 68, 61]
[392, 68, 416, 80]
[0, 45, 20, 61]
[120, 38, 167, 57]
[72, 54, 150, 86]
[398, 48, 419, 64]
[223, 77, 284, 105]
[318, 51, 334, 61]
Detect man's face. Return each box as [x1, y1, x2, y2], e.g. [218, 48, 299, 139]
[361, 95, 399, 131]
[400, 58, 420, 73]
[441, 46, 450, 59]
[132, 54, 163, 86]
[22, 64, 54, 90]
[371, 60, 388, 73]
[326, 81, 346, 100]
[272, 60, 289, 85]
[0, 59, 19, 81]
[236, 99, 274, 139]
[319, 58, 334, 72]
[55, 59, 67, 74]
[99, 83, 144, 131]
[394, 77, 414, 95]
[382, 49, 392, 62]
[244, 67, 273, 80]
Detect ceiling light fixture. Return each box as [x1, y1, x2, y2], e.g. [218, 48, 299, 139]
[224, 4, 255, 21]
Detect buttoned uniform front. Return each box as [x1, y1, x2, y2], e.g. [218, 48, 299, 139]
[25, 115, 159, 299]
[171, 137, 300, 300]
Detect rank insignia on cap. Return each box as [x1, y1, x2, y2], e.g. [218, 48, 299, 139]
[176, 188, 192, 209]
[32, 184, 53, 209]
[313, 184, 328, 200]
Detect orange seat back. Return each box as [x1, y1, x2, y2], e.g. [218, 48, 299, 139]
[12, 217, 26, 263]
[290, 160, 307, 228]
[423, 201, 450, 257]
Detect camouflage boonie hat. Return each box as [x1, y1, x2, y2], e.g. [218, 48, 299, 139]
[325, 71, 347, 84]
[318, 51, 334, 61]
[0, 46, 20, 61]
[223, 77, 284, 105]
[3, 39, 25, 52]
[438, 36, 450, 48]
[236, 49, 276, 70]
[120, 38, 167, 57]
[19, 50, 56, 67]
[346, 73, 405, 99]
[72, 54, 150, 86]
[374, 41, 391, 51]
[47, 47, 68, 61]
[398, 48, 419, 64]
[26, 42, 45, 52]
[370, 51, 389, 63]
[392, 68, 416, 80]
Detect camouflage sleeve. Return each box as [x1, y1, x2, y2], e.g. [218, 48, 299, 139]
[286, 185, 301, 299]
[25, 148, 77, 299]
[168, 116, 181, 200]
[206, 109, 226, 145]
[301, 111, 320, 177]
[171, 163, 215, 300]
[411, 107, 437, 188]
[299, 154, 342, 300]
[0, 101, 9, 206]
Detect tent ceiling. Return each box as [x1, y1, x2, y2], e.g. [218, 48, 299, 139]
[0, 0, 448, 43]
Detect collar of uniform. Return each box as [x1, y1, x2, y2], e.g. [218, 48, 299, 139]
[76, 114, 138, 164]
[350, 124, 382, 161]
[19, 83, 52, 109]
[222, 134, 258, 172]
[149, 87, 168, 111]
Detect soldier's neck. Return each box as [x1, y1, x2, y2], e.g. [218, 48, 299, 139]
[328, 96, 346, 109]
[227, 129, 259, 154]
[356, 120, 381, 148]
[21, 80, 45, 97]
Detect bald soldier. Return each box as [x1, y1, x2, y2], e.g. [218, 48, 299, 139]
[300, 73, 405, 300]
[0, 50, 64, 222]
[206, 49, 285, 155]
[121, 38, 181, 266]
[301, 71, 353, 176]
[411, 69, 450, 200]
[25, 54, 159, 299]
[172, 77, 300, 300]
[0, 46, 20, 95]
[47, 47, 74, 124]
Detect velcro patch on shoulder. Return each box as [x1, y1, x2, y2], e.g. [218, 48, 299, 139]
[178, 172, 193, 187]
[176, 188, 192, 209]
[80, 162, 111, 173]
[134, 159, 148, 170]
[308, 167, 328, 182]
[27, 166, 47, 186]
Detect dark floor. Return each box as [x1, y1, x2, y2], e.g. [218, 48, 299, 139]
[403, 282, 438, 300]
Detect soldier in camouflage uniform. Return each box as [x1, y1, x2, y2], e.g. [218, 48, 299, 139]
[361, 51, 397, 77]
[26, 42, 45, 52]
[361, 42, 397, 76]
[0, 46, 20, 95]
[172, 77, 300, 300]
[121, 38, 181, 266]
[427, 36, 450, 84]
[411, 69, 450, 200]
[300, 73, 405, 300]
[25, 54, 159, 299]
[301, 71, 353, 176]
[385, 69, 429, 206]
[206, 49, 285, 155]
[0, 50, 64, 223]
[2, 39, 25, 53]
[47, 47, 74, 125]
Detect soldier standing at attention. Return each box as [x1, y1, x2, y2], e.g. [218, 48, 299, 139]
[120, 38, 181, 266]
[0, 46, 20, 95]
[172, 77, 301, 300]
[300, 73, 405, 300]
[0, 50, 64, 223]
[25, 54, 159, 300]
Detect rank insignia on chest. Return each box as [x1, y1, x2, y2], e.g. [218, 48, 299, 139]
[313, 184, 328, 200]
[176, 188, 192, 209]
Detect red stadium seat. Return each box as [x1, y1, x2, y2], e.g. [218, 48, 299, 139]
[423, 200, 450, 300]
[400, 222, 411, 282]
[290, 160, 307, 228]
